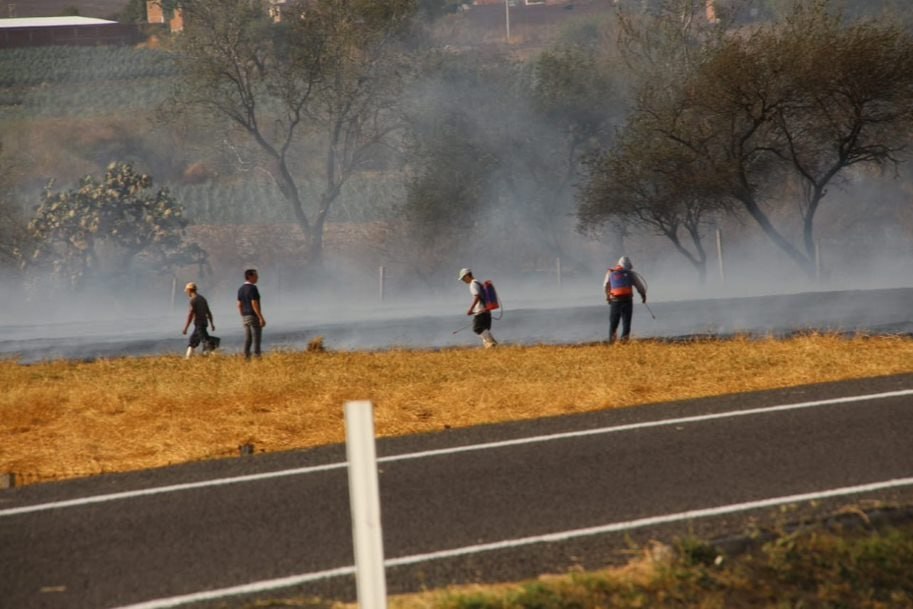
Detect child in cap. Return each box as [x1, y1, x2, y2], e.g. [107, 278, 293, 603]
[182, 282, 215, 358]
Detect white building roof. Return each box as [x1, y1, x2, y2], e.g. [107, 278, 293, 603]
[0, 16, 117, 29]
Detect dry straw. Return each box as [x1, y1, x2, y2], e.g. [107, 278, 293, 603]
[3, 333, 912, 484]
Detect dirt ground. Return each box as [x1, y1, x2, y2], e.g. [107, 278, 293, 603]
[2, 287, 912, 363]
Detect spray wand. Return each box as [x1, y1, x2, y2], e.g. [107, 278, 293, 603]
[636, 272, 655, 320]
[452, 322, 471, 335]
[644, 302, 656, 320]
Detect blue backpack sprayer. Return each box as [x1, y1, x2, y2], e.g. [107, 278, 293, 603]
[607, 266, 655, 320]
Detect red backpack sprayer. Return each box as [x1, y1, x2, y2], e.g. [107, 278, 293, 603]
[481, 280, 501, 314]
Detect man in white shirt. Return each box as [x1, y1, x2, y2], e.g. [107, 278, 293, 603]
[459, 268, 497, 348]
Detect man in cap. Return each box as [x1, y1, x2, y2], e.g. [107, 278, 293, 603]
[182, 282, 215, 358]
[603, 256, 647, 343]
[459, 268, 498, 348]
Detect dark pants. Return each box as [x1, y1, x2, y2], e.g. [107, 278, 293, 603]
[188, 324, 210, 349]
[242, 315, 262, 358]
[472, 311, 492, 334]
[609, 298, 634, 342]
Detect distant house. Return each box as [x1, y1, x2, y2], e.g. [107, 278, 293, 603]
[267, 0, 293, 22]
[146, 0, 290, 33]
[0, 16, 143, 48]
[146, 0, 183, 32]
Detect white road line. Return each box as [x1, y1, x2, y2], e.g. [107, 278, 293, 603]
[376, 388, 913, 465]
[110, 565, 357, 609]
[3, 388, 913, 518]
[0, 462, 348, 517]
[110, 475, 913, 609]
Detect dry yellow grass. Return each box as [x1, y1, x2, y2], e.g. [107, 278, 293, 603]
[2, 333, 913, 485]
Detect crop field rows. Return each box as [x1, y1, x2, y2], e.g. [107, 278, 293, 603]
[0, 46, 177, 118]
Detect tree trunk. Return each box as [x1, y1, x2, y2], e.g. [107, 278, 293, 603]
[802, 187, 824, 268]
[307, 212, 327, 271]
[665, 225, 708, 283]
[737, 192, 816, 277]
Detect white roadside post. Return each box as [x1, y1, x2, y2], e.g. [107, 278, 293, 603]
[504, 0, 511, 43]
[815, 239, 822, 282]
[345, 400, 388, 609]
[716, 228, 725, 285]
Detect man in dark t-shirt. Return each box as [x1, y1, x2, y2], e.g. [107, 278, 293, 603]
[237, 268, 266, 359]
[182, 282, 215, 358]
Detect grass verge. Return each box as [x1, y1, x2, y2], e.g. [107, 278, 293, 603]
[3, 333, 913, 484]
[375, 511, 913, 609]
[230, 507, 913, 609]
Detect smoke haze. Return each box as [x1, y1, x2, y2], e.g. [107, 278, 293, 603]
[2, 0, 913, 362]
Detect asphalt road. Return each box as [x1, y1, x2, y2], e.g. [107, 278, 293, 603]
[2, 374, 913, 609]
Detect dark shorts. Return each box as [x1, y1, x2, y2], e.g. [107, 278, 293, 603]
[188, 324, 210, 348]
[472, 311, 492, 334]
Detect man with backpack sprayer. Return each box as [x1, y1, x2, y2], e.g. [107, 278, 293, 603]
[458, 268, 498, 348]
[603, 256, 648, 344]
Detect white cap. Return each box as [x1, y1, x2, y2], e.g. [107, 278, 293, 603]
[618, 256, 632, 270]
[458, 268, 472, 280]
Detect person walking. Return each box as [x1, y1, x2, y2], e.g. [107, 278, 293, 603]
[237, 268, 266, 359]
[182, 282, 215, 359]
[603, 256, 647, 344]
[459, 268, 498, 348]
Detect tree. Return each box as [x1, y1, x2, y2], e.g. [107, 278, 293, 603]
[605, 0, 913, 277]
[171, 0, 418, 270]
[391, 48, 509, 282]
[26, 162, 205, 289]
[578, 122, 731, 282]
[393, 34, 626, 276]
[415, 0, 466, 20]
[393, 111, 499, 284]
[518, 37, 625, 265]
[530, 26, 624, 160]
[697, 2, 913, 276]
[120, 0, 149, 23]
[761, 0, 913, 21]
[576, 0, 730, 279]
[395, 50, 527, 276]
[0, 142, 28, 270]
